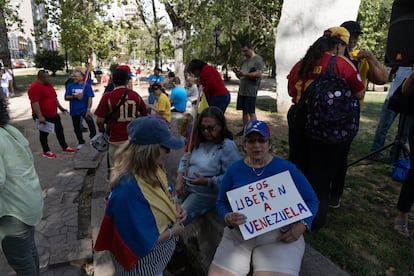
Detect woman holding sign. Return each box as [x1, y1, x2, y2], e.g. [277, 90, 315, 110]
[209, 120, 319, 276]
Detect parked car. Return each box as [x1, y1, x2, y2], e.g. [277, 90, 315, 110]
[11, 59, 27, 69]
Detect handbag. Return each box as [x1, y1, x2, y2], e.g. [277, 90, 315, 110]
[387, 84, 414, 116]
[391, 158, 410, 182]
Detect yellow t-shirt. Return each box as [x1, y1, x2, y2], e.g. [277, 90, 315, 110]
[350, 49, 369, 108]
[155, 93, 171, 122]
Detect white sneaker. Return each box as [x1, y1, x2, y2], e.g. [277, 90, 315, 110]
[76, 144, 85, 150]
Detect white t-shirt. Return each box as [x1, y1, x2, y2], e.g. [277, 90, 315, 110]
[1, 72, 12, 88]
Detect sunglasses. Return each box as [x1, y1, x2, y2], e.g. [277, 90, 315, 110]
[245, 137, 269, 144]
[200, 124, 217, 132]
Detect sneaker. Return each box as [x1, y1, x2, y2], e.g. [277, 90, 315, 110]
[394, 218, 410, 237]
[76, 144, 85, 150]
[328, 197, 341, 208]
[62, 147, 76, 153]
[42, 151, 57, 159]
[235, 129, 244, 137]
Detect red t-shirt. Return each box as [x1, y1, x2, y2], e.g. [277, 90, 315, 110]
[199, 65, 229, 97]
[94, 88, 148, 143]
[287, 53, 365, 104]
[28, 81, 58, 118]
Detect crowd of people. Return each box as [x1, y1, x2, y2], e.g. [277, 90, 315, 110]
[1, 18, 414, 275]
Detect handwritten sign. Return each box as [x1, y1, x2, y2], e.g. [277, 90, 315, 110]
[226, 170, 312, 240]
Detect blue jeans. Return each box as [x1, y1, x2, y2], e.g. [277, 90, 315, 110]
[371, 66, 413, 160]
[370, 100, 412, 161]
[181, 185, 217, 226]
[0, 216, 40, 276]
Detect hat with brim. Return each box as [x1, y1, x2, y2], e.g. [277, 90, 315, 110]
[127, 116, 184, 150]
[244, 120, 270, 137]
[117, 65, 134, 77]
[324, 27, 350, 45]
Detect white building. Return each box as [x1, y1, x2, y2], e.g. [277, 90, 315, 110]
[8, 0, 48, 59]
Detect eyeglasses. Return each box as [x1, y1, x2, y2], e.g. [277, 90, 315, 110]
[160, 145, 171, 153]
[200, 124, 217, 132]
[245, 137, 269, 144]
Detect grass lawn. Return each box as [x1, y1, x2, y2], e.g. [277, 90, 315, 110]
[14, 72, 68, 92]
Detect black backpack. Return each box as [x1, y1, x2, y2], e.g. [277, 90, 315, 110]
[294, 55, 359, 144]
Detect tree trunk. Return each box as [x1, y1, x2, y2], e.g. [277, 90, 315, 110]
[173, 26, 185, 84]
[163, 1, 185, 82]
[0, 9, 12, 68]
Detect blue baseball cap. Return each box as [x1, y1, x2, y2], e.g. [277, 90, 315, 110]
[244, 120, 270, 138]
[127, 116, 184, 150]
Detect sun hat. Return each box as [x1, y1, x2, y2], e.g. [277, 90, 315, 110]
[127, 116, 184, 150]
[244, 120, 270, 138]
[323, 26, 350, 45]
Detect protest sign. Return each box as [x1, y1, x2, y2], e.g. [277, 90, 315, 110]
[226, 170, 312, 240]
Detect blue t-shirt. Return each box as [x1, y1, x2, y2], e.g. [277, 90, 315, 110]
[65, 82, 95, 115]
[216, 156, 319, 230]
[147, 74, 164, 85]
[170, 86, 187, 112]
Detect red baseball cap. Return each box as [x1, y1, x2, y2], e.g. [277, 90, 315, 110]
[117, 65, 133, 76]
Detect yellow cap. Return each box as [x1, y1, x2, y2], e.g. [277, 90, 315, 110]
[325, 26, 350, 45]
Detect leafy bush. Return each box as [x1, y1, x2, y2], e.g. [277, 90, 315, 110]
[34, 50, 65, 76]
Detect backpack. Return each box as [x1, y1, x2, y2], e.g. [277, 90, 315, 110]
[296, 55, 359, 144]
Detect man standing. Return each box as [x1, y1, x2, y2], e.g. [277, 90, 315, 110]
[28, 70, 76, 158]
[147, 67, 164, 105]
[64, 70, 97, 150]
[233, 41, 264, 136]
[0, 92, 44, 275]
[94, 67, 148, 169]
[170, 77, 187, 113]
[341, 21, 388, 100]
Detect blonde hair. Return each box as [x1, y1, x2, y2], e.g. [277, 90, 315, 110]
[109, 142, 164, 188]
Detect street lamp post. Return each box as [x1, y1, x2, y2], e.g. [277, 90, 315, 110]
[213, 26, 221, 66]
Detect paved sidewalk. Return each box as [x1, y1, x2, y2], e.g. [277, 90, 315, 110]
[0, 77, 349, 275]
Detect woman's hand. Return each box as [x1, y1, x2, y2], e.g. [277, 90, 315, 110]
[171, 220, 186, 236]
[175, 173, 185, 199]
[176, 204, 187, 224]
[279, 221, 307, 243]
[192, 172, 208, 186]
[224, 212, 246, 227]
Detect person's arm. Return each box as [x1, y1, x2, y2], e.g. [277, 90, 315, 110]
[96, 117, 105, 133]
[358, 50, 388, 85]
[56, 99, 67, 113]
[86, 97, 93, 116]
[402, 68, 414, 96]
[210, 140, 241, 189]
[31, 102, 45, 123]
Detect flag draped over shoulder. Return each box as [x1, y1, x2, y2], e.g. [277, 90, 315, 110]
[94, 173, 160, 271]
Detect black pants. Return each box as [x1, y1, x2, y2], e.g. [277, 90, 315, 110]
[306, 140, 351, 231]
[397, 121, 414, 213]
[33, 114, 68, 152]
[71, 112, 96, 144]
[287, 104, 308, 174]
